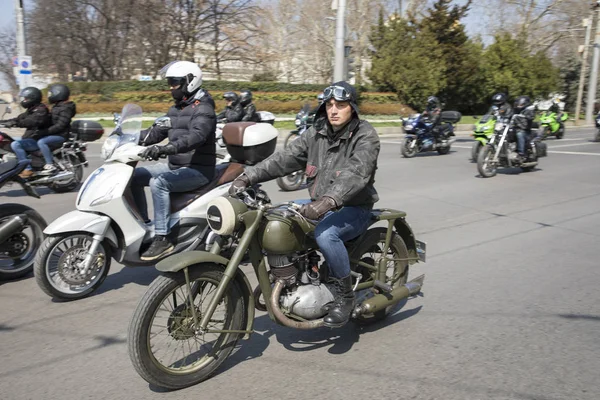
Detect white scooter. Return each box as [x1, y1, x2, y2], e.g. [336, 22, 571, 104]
[34, 103, 278, 300]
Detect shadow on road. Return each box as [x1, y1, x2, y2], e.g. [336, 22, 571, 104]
[93, 265, 161, 296]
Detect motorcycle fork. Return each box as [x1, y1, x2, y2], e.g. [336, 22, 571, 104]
[187, 209, 264, 333]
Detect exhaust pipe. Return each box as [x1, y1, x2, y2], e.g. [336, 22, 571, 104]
[353, 274, 424, 317]
[0, 214, 28, 244]
[31, 171, 74, 185]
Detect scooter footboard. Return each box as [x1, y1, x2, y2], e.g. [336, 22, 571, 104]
[44, 210, 118, 248]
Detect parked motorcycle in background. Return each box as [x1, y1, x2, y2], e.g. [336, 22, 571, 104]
[0, 116, 103, 193]
[0, 158, 47, 280]
[34, 104, 278, 301]
[594, 112, 600, 142]
[401, 111, 461, 158]
[276, 104, 314, 192]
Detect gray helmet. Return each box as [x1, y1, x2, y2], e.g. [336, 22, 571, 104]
[240, 90, 252, 106]
[48, 84, 70, 104]
[223, 91, 239, 104]
[19, 87, 42, 109]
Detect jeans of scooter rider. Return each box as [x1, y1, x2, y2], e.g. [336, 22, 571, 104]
[131, 164, 209, 236]
[295, 199, 373, 278]
[10, 139, 37, 170]
[37, 135, 65, 164]
[516, 130, 529, 155]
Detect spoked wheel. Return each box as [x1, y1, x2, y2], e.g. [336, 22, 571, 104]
[477, 145, 497, 178]
[51, 153, 84, 193]
[0, 204, 47, 281]
[351, 228, 409, 324]
[401, 137, 418, 158]
[128, 264, 245, 390]
[34, 233, 111, 300]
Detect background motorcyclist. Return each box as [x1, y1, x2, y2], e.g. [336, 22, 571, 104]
[34, 84, 77, 175]
[512, 95, 536, 162]
[132, 61, 217, 261]
[216, 92, 243, 123]
[490, 93, 513, 120]
[421, 96, 443, 141]
[0, 87, 51, 178]
[548, 97, 564, 134]
[240, 90, 259, 122]
[228, 81, 380, 328]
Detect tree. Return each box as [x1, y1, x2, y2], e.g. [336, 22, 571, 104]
[368, 15, 446, 109]
[0, 28, 17, 94]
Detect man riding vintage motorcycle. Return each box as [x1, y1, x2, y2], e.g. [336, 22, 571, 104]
[229, 81, 379, 328]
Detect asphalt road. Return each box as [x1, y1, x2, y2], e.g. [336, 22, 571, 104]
[1, 128, 599, 400]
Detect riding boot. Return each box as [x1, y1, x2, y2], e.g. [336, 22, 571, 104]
[323, 275, 355, 328]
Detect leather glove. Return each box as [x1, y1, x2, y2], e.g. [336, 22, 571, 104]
[0, 120, 17, 128]
[228, 174, 251, 196]
[299, 196, 337, 220]
[139, 144, 177, 161]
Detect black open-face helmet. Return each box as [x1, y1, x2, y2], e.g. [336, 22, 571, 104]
[492, 93, 507, 107]
[19, 87, 42, 109]
[240, 90, 252, 106]
[48, 84, 70, 104]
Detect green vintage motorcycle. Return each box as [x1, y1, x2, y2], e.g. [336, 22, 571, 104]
[128, 187, 426, 390]
[538, 110, 567, 140]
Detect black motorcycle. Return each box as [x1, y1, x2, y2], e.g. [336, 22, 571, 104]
[276, 104, 314, 191]
[0, 120, 104, 193]
[400, 111, 461, 158]
[0, 159, 47, 280]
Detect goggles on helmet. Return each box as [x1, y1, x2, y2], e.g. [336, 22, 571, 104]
[167, 77, 186, 88]
[322, 85, 352, 102]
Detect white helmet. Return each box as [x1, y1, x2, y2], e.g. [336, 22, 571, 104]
[160, 61, 203, 94]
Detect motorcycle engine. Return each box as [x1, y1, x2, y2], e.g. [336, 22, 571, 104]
[267, 253, 336, 320]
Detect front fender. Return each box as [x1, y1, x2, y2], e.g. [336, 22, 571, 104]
[44, 210, 118, 248]
[156, 251, 255, 339]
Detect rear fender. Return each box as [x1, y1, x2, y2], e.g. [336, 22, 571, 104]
[393, 218, 423, 264]
[156, 251, 255, 339]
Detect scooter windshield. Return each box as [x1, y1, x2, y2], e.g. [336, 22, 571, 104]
[115, 103, 143, 146]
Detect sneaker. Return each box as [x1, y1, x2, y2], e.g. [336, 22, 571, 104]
[140, 235, 174, 261]
[18, 169, 34, 179]
[39, 163, 58, 175]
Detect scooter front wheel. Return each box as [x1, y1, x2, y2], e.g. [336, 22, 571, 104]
[34, 233, 111, 300]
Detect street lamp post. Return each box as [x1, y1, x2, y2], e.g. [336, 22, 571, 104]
[333, 0, 347, 82]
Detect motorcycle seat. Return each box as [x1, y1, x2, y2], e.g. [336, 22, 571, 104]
[170, 163, 244, 213]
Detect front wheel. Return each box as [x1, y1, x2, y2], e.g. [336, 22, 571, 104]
[351, 228, 410, 324]
[477, 145, 497, 178]
[0, 204, 47, 281]
[471, 141, 482, 162]
[34, 233, 111, 300]
[594, 129, 600, 142]
[50, 153, 84, 193]
[128, 264, 245, 390]
[401, 137, 418, 158]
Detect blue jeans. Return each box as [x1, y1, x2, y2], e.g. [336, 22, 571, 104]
[37, 136, 65, 164]
[10, 139, 38, 169]
[312, 204, 373, 278]
[516, 130, 529, 155]
[131, 164, 209, 235]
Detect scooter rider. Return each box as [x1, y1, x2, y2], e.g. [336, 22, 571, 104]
[229, 81, 380, 328]
[132, 61, 217, 261]
[216, 92, 243, 123]
[0, 87, 51, 178]
[34, 84, 77, 175]
[240, 90, 259, 122]
[512, 95, 536, 162]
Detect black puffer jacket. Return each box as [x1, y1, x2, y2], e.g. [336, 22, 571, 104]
[512, 105, 536, 132]
[2, 103, 51, 139]
[142, 89, 217, 179]
[38, 101, 77, 139]
[241, 103, 259, 122]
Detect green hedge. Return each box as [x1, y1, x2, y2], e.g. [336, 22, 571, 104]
[58, 80, 371, 95]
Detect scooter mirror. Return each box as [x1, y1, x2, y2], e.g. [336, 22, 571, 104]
[154, 117, 171, 129]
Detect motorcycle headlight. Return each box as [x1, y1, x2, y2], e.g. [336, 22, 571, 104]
[495, 122, 504, 131]
[101, 135, 120, 160]
[295, 119, 301, 127]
